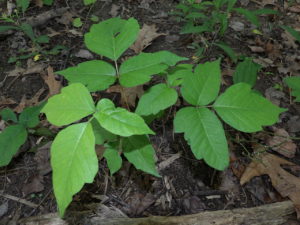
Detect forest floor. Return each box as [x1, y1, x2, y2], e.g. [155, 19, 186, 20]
[0, 0, 300, 224]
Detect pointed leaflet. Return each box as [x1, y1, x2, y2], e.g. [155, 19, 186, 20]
[123, 135, 160, 177]
[94, 99, 154, 137]
[284, 76, 300, 102]
[181, 59, 221, 106]
[0, 125, 27, 166]
[213, 83, 286, 132]
[233, 57, 261, 87]
[174, 107, 229, 170]
[214, 43, 237, 63]
[91, 119, 116, 145]
[51, 122, 98, 216]
[119, 51, 187, 87]
[19, 102, 45, 128]
[234, 8, 260, 27]
[84, 18, 139, 61]
[0, 108, 17, 122]
[167, 64, 193, 87]
[136, 84, 178, 116]
[103, 145, 122, 175]
[42, 83, 95, 126]
[57, 60, 116, 92]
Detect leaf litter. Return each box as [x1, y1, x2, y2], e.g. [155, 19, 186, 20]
[0, 0, 298, 221]
[241, 152, 300, 218]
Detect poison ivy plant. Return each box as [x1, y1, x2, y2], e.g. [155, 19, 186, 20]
[42, 83, 159, 216]
[41, 17, 187, 217]
[284, 76, 300, 102]
[174, 59, 285, 170]
[233, 57, 262, 87]
[2, 16, 285, 218]
[0, 103, 44, 166]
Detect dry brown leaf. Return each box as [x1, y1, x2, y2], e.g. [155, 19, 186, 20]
[130, 24, 166, 54]
[282, 31, 298, 49]
[14, 88, 46, 113]
[7, 0, 15, 16]
[240, 153, 300, 218]
[256, 0, 276, 7]
[55, 11, 74, 25]
[288, 5, 300, 13]
[34, 142, 52, 175]
[67, 29, 83, 37]
[253, 57, 274, 67]
[106, 85, 144, 108]
[158, 152, 181, 171]
[248, 46, 265, 53]
[42, 66, 62, 97]
[34, 0, 43, 7]
[22, 174, 44, 196]
[0, 97, 16, 109]
[46, 27, 61, 37]
[109, 4, 120, 17]
[7, 62, 46, 77]
[267, 128, 297, 158]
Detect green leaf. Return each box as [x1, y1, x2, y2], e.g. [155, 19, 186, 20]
[91, 119, 116, 145]
[16, 0, 30, 13]
[119, 51, 187, 87]
[90, 15, 99, 22]
[19, 103, 45, 128]
[46, 45, 67, 55]
[83, 0, 96, 5]
[0, 125, 27, 166]
[73, 18, 83, 28]
[136, 84, 178, 116]
[181, 59, 221, 106]
[84, 17, 139, 61]
[20, 23, 35, 41]
[284, 76, 300, 102]
[35, 35, 50, 44]
[103, 146, 122, 175]
[0, 108, 18, 122]
[0, 26, 19, 33]
[174, 107, 228, 170]
[57, 60, 116, 92]
[181, 22, 211, 34]
[42, 0, 54, 5]
[156, 51, 188, 66]
[51, 122, 97, 216]
[94, 99, 154, 137]
[142, 110, 164, 124]
[214, 42, 237, 63]
[280, 25, 300, 42]
[234, 8, 260, 27]
[167, 64, 193, 87]
[253, 8, 278, 15]
[233, 57, 261, 87]
[213, 83, 286, 132]
[123, 135, 160, 177]
[42, 83, 95, 126]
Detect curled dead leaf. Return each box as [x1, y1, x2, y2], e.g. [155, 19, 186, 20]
[106, 85, 144, 108]
[267, 128, 297, 158]
[240, 153, 300, 218]
[42, 66, 62, 98]
[14, 88, 46, 113]
[130, 24, 166, 54]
